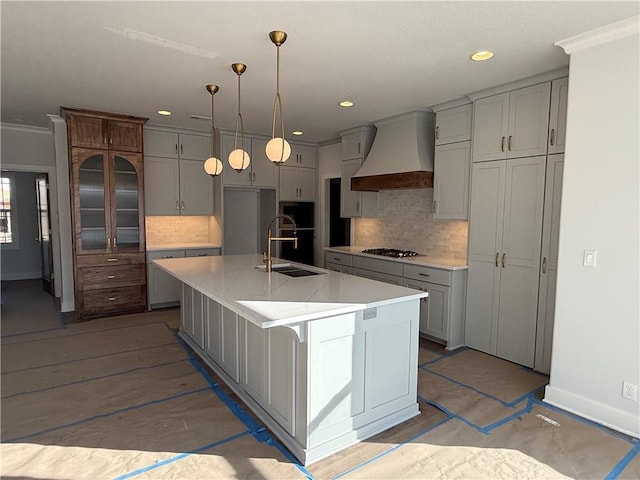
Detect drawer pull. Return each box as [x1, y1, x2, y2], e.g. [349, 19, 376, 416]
[418, 273, 431, 278]
[161, 255, 174, 259]
[197, 254, 208, 257]
[108, 297, 116, 301]
[107, 258, 118, 262]
[333, 257, 341, 261]
[107, 275, 115, 279]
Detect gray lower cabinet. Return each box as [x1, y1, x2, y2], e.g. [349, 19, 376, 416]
[325, 251, 353, 274]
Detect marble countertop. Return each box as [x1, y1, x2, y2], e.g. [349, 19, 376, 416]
[147, 243, 222, 252]
[153, 254, 427, 329]
[324, 246, 468, 270]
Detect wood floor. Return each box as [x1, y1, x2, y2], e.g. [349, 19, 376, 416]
[1, 280, 638, 479]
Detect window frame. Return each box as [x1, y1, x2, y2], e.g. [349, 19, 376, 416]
[0, 173, 19, 249]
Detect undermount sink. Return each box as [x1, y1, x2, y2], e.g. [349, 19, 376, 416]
[255, 263, 325, 277]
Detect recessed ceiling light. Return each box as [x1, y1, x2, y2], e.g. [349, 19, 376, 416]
[292, 131, 303, 136]
[157, 110, 172, 116]
[470, 50, 494, 61]
[339, 100, 354, 108]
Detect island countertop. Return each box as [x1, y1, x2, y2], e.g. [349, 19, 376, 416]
[154, 253, 427, 329]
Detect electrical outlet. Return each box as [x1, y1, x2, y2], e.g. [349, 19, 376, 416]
[363, 307, 377, 320]
[622, 381, 638, 401]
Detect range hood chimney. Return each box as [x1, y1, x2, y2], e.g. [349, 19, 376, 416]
[352, 110, 434, 191]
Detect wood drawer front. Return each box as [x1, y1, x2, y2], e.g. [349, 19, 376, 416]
[185, 248, 221, 257]
[77, 252, 145, 267]
[403, 264, 451, 286]
[79, 264, 145, 291]
[352, 255, 403, 276]
[325, 252, 353, 267]
[80, 286, 145, 315]
[147, 250, 186, 263]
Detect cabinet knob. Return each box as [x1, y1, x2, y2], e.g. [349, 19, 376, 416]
[508, 136, 512, 151]
[175, 144, 178, 154]
[176, 201, 179, 211]
[108, 297, 116, 301]
[107, 258, 118, 262]
[501, 136, 506, 152]
[433, 200, 438, 214]
[542, 256, 547, 274]
[495, 252, 499, 267]
[418, 272, 431, 278]
[435, 126, 439, 139]
[502, 253, 506, 268]
[107, 275, 115, 279]
[550, 129, 555, 146]
[181, 200, 185, 210]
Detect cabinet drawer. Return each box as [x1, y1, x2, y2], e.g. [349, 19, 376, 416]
[325, 262, 353, 275]
[325, 252, 352, 267]
[79, 264, 145, 291]
[185, 248, 221, 257]
[77, 252, 145, 267]
[353, 255, 403, 276]
[403, 264, 451, 286]
[80, 285, 145, 315]
[353, 267, 403, 285]
[147, 249, 186, 263]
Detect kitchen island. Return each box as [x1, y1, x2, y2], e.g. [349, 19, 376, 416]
[153, 253, 427, 465]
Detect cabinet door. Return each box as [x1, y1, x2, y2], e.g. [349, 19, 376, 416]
[548, 78, 568, 154]
[179, 159, 214, 215]
[181, 284, 194, 338]
[433, 141, 471, 220]
[179, 132, 210, 161]
[264, 327, 296, 435]
[279, 165, 299, 201]
[68, 116, 107, 149]
[497, 156, 546, 368]
[250, 138, 277, 188]
[220, 306, 240, 381]
[340, 158, 362, 217]
[535, 154, 564, 374]
[71, 149, 111, 254]
[144, 130, 179, 158]
[221, 133, 252, 186]
[144, 157, 180, 215]
[472, 93, 509, 162]
[110, 152, 144, 252]
[292, 143, 317, 168]
[192, 290, 205, 349]
[148, 251, 184, 307]
[206, 298, 222, 363]
[507, 83, 551, 159]
[298, 167, 316, 202]
[435, 104, 472, 145]
[108, 121, 143, 153]
[465, 160, 506, 355]
[342, 132, 363, 159]
[240, 319, 265, 403]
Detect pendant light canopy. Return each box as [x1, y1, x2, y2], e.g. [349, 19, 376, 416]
[203, 84, 223, 176]
[229, 63, 250, 172]
[265, 30, 291, 165]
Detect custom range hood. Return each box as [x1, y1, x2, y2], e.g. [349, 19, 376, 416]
[352, 110, 434, 191]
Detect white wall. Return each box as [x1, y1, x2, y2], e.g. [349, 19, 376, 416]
[1, 124, 55, 166]
[545, 27, 639, 437]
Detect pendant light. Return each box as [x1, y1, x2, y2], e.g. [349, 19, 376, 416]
[203, 84, 223, 176]
[229, 63, 250, 172]
[265, 30, 291, 165]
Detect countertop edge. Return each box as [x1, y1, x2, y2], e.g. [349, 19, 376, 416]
[147, 243, 222, 252]
[324, 246, 468, 271]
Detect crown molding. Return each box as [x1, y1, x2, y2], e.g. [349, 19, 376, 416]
[1, 122, 52, 134]
[467, 67, 569, 101]
[555, 16, 639, 54]
[429, 97, 472, 113]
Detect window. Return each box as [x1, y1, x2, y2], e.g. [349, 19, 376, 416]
[0, 175, 15, 244]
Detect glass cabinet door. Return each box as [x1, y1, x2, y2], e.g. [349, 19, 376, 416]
[112, 153, 142, 251]
[76, 152, 109, 252]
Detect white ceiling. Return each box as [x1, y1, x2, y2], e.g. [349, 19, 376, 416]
[2, 1, 638, 143]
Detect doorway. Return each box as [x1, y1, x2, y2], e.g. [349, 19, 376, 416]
[329, 178, 350, 246]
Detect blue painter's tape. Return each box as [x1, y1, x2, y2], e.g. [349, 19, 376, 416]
[5, 387, 209, 443]
[1, 326, 62, 339]
[1, 358, 188, 400]
[482, 396, 534, 433]
[605, 442, 640, 480]
[332, 415, 453, 480]
[532, 398, 638, 445]
[113, 429, 252, 480]
[418, 395, 489, 434]
[1, 341, 177, 375]
[507, 385, 545, 407]
[421, 346, 469, 366]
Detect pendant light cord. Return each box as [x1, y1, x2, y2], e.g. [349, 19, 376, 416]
[234, 71, 248, 170]
[270, 43, 286, 157]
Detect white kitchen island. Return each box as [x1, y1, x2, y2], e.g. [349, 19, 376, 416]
[153, 253, 428, 465]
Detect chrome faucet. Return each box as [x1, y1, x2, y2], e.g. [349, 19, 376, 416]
[263, 215, 298, 272]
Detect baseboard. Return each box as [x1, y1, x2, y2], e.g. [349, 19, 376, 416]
[1, 272, 42, 281]
[544, 384, 640, 438]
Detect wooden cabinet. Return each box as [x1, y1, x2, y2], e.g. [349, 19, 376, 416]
[221, 134, 278, 188]
[465, 156, 546, 367]
[548, 78, 568, 154]
[144, 129, 215, 215]
[63, 108, 148, 320]
[472, 83, 551, 162]
[435, 104, 472, 146]
[279, 165, 316, 201]
[535, 154, 564, 374]
[340, 126, 377, 218]
[433, 141, 471, 220]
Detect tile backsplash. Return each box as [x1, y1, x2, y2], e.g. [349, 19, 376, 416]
[146, 216, 221, 246]
[354, 189, 468, 260]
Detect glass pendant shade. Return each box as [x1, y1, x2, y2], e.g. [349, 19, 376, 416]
[266, 137, 291, 163]
[204, 157, 223, 176]
[229, 148, 250, 171]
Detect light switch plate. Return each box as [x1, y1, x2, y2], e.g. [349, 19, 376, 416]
[583, 250, 597, 267]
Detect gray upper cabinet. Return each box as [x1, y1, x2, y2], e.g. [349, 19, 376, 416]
[472, 83, 551, 162]
[290, 143, 317, 168]
[144, 128, 214, 215]
[435, 104, 472, 145]
[548, 77, 569, 154]
[221, 133, 277, 188]
[340, 126, 377, 218]
[433, 141, 471, 221]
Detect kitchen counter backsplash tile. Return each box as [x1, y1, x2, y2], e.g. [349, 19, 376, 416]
[146, 216, 211, 246]
[354, 189, 468, 259]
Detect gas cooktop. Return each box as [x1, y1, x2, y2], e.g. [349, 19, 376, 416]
[362, 248, 420, 258]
